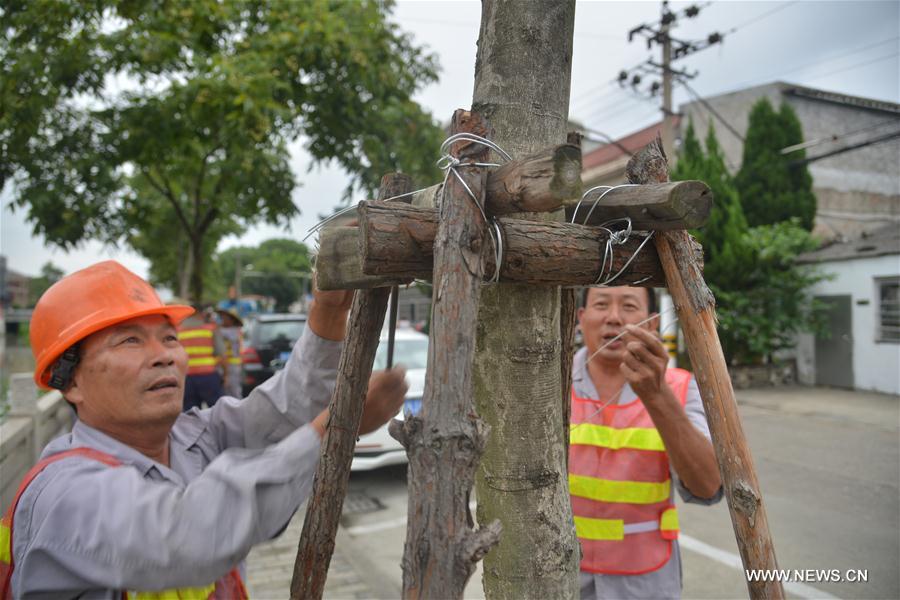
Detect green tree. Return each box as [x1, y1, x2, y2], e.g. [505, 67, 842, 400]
[713, 221, 829, 365]
[216, 239, 312, 311]
[672, 121, 752, 286]
[673, 121, 827, 364]
[27, 262, 65, 306]
[734, 98, 816, 230]
[2, 0, 444, 301]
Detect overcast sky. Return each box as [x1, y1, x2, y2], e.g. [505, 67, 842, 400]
[2, 0, 898, 280]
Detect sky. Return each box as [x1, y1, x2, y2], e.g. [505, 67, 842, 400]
[2, 0, 898, 281]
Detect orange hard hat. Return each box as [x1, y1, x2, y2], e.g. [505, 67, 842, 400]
[30, 260, 194, 390]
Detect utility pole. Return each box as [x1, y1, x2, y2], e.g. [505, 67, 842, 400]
[661, 3, 674, 161]
[621, 1, 724, 160]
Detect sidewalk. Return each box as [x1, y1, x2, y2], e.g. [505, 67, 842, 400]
[246, 507, 383, 599]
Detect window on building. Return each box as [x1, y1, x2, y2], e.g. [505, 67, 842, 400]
[877, 277, 900, 343]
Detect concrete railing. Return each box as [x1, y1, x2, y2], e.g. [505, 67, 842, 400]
[1, 373, 74, 511]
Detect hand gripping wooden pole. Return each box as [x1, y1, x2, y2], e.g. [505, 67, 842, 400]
[289, 173, 413, 600]
[627, 136, 784, 600]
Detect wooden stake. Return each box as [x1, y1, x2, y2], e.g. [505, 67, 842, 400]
[627, 137, 784, 600]
[356, 202, 703, 287]
[289, 173, 413, 600]
[389, 109, 502, 599]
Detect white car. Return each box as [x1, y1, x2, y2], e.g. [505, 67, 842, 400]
[351, 328, 428, 471]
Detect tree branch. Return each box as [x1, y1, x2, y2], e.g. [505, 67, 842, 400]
[142, 167, 191, 232]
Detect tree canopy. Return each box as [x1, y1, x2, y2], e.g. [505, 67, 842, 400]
[734, 98, 816, 230]
[673, 120, 827, 365]
[215, 238, 312, 312]
[2, 0, 444, 301]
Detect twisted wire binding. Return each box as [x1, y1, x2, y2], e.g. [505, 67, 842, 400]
[304, 133, 512, 285]
[570, 183, 657, 287]
[436, 132, 511, 284]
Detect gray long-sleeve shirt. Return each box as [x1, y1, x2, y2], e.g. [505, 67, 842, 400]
[572, 346, 723, 600]
[11, 326, 342, 599]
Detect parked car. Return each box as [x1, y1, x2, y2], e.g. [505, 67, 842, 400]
[351, 328, 428, 471]
[241, 313, 307, 396]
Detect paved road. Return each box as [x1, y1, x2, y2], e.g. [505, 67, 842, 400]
[249, 386, 899, 599]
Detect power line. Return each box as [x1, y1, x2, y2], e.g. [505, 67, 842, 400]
[782, 118, 900, 154]
[790, 129, 900, 167]
[725, 1, 799, 35]
[802, 51, 899, 83]
[727, 36, 900, 92]
[678, 77, 744, 142]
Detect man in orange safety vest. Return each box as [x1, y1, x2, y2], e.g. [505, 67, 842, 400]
[571, 286, 723, 600]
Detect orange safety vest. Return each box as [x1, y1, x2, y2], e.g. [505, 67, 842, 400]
[178, 324, 218, 376]
[0, 448, 248, 600]
[568, 368, 692, 575]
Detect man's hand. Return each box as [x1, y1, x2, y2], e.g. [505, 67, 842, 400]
[307, 273, 353, 341]
[359, 368, 408, 435]
[620, 324, 670, 403]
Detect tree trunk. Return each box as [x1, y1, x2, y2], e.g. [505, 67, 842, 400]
[471, 2, 580, 598]
[189, 234, 204, 302]
[178, 241, 193, 301]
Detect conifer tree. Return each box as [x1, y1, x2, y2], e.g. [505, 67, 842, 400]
[734, 98, 816, 230]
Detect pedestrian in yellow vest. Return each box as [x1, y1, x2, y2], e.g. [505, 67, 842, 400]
[2, 261, 407, 598]
[178, 307, 225, 411]
[571, 286, 723, 600]
[216, 309, 244, 398]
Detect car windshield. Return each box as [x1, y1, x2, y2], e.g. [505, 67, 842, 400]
[257, 320, 306, 344]
[373, 337, 429, 370]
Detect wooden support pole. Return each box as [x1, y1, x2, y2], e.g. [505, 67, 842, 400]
[399, 142, 583, 213]
[355, 202, 703, 287]
[627, 137, 784, 600]
[563, 180, 712, 230]
[290, 173, 413, 600]
[316, 225, 426, 291]
[389, 109, 502, 599]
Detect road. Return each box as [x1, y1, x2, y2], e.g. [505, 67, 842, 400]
[334, 386, 898, 599]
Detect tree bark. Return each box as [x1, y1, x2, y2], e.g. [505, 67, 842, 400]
[563, 180, 711, 229]
[289, 174, 413, 600]
[390, 110, 501, 599]
[356, 202, 701, 287]
[626, 137, 784, 600]
[471, 2, 580, 598]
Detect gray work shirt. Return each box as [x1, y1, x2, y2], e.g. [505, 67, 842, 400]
[11, 326, 341, 599]
[571, 346, 723, 600]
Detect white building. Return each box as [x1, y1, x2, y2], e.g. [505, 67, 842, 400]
[795, 225, 899, 395]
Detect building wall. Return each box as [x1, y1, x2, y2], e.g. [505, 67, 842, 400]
[796, 253, 900, 395]
[679, 82, 900, 240]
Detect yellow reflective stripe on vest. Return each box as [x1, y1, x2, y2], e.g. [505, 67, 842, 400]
[661, 506, 679, 532]
[569, 474, 670, 504]
[187, 357, 217, 367]
[128, 582, 216, 599]
[184, 346, 214, 356]
[178, 329, 213, 340]
[0, 521, 11, 563]
[574, 515, 624, 541]
[570, 424, 666, 451]
[227, 357, 242, 365]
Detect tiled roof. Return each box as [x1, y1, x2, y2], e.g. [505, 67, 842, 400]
[797, 224, 900, 264]
[582, 117, 681, 170]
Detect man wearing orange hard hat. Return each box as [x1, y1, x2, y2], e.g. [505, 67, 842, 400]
[1, 260, 406, 598]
